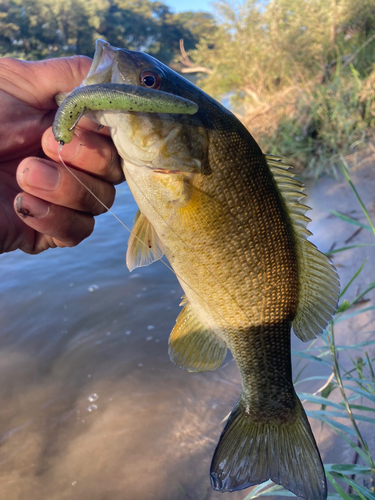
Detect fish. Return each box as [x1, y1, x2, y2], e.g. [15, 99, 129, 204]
[53, 39, 340, 499]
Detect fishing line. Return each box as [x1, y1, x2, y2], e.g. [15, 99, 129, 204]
[57, 145, 234, 331]
[124, 166, 253, 325]
[124, 172, 298, 396]
[58, 145, 296, 392]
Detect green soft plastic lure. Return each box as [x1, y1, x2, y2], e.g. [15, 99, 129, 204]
[52, 83, 199, 145]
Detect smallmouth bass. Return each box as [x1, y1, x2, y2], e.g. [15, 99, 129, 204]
[54, 39, 340, 499]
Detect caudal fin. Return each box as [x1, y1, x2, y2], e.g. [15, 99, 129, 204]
[210, 396, 326, 500]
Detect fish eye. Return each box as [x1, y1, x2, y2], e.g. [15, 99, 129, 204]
[140, 70, 162, 90]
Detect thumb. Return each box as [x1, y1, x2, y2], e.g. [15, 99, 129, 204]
[0, 55, 92, 110]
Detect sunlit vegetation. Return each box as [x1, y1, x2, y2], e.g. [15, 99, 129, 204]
[0, 0, 215, 64]
[186, 0, 375, 175]
[2, 0, 374, 175]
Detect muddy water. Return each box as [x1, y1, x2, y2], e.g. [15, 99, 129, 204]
[0, 162, 374, 500]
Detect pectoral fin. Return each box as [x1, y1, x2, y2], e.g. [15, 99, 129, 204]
[169, 300, 227, 372]
[126, 210, 164, 272]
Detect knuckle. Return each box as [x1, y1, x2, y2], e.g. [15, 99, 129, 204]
[80, 183, 101, 214]
[98, 146, 123, 183]
[105, 184, 116, 210]
[79, 180, 116, 215]
[60, 213, 95, 246]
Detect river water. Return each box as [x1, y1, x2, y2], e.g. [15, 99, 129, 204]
[0, 162, 374, 500]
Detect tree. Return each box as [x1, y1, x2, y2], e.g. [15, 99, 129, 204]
[99, 0, 216, 64]
[0, 0, 106, 59]
[184, 0, 375, 170]
[0, 0, 215, 63]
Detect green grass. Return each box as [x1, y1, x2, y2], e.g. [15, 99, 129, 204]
[256, 69, 375, 178]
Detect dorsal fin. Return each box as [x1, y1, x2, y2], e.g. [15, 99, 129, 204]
[266, 155, 340, 341]
[126, 210, 164, 272]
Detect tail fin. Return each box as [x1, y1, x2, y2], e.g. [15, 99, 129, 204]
[210, 396, 326, 500]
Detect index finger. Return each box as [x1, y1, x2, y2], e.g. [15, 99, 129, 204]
[42, 126, 124, 185]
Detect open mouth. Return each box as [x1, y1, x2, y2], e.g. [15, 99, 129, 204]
[83, 39, 117, 86]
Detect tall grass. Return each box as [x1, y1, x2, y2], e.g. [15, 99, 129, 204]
[248, 66, 375, 178]
[243, 163, 375, 499]
[189, 0, 375, 177]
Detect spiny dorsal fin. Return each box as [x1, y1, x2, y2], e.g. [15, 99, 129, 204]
[266, 155, 340, 341]
[169, 299, 227, 372]
[126, 210, 164, 272]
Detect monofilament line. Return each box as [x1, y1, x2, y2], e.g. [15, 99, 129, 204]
[58, 144, 137, 234]
[56, 144, 233, 330]
[57, 144, 294, 390]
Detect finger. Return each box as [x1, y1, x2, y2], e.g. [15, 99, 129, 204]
[42, 126, 124, 184]
[14, 192, 95, 249]
[1, 56, 93, 109]
[17, 157, 116, 216]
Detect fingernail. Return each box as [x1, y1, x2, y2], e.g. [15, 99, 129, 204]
[42, 130, 83, 160]
[15, 195, 50, 219]
[23, 162, 60, 191]
[45, 130, 82, 160]
[58, 133, 83, 160]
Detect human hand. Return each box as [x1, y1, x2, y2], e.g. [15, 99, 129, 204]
[0, 56, 123, 254]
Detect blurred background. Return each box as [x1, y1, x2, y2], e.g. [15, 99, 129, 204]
[0, 1, 374, 499]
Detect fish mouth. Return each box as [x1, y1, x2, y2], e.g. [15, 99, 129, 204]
[83, 39, 117, 85]
[80, 40, 205, 175]
[82, 39, 141, 87]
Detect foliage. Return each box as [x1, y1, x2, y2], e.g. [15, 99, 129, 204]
[1, 0, 374, 172]
[243, 164, 375, 499]
[0, 0, 104, 59]
[0, 0, 215, 63]
[260, 68, 375, 176]
[98, 0, 215, 64]
[188, 0, 375, 175]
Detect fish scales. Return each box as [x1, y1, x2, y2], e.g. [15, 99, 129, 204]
[53, 39, 340, 500]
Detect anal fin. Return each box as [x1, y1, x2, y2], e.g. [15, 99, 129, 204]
[169, 300, 227, 372]
[126, 210, 164, 272]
